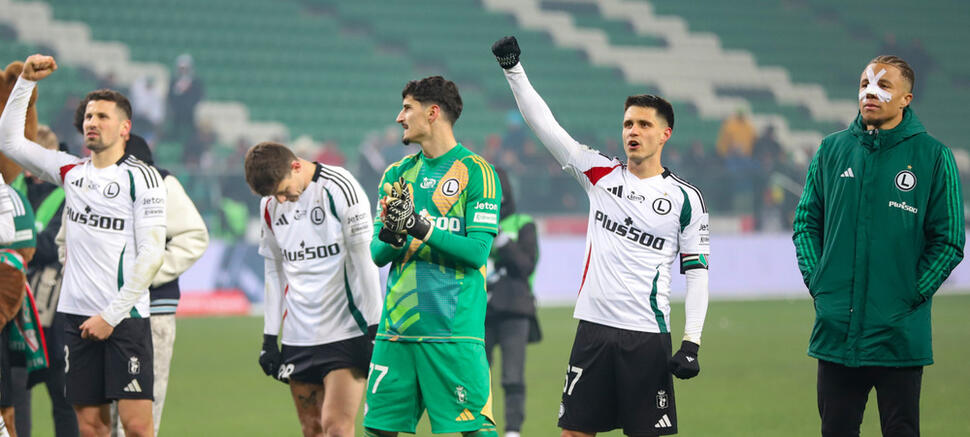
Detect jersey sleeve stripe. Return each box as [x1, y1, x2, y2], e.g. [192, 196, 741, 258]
[467, 156, 488, 198]
[669, 173, 707, 213]
[469, 156, 495, 199]
[318, 166, 358, 206]
[8, 188, 25, 216]
[59, 163, 79, 184]
[124, 157, 159, 189]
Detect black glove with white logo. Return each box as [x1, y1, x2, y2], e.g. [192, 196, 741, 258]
[378, 227, 407, 249]
[491, 36, 521, 69]
[668, 341, 700, 379]
[258, 334, 283, 380]
[382, 177, 434, 241]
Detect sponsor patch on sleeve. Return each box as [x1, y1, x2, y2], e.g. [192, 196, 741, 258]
[473, 212, 498, 225]
[13, 229, 33, 242]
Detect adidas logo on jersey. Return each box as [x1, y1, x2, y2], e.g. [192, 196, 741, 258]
[71, 178, 84, 188]
[840, 168, 855, 178]
[606, 185, 624, 198]
[455, 409, 475, 422]
[123, 379, 142, 393]
[655, 414, 673, 429]
[275, 214, 289, 227]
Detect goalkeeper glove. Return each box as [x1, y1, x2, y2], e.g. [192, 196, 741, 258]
[378, 227, 406, 249]
[668, 340, 700, 379]
[258, 334, 283, 380]
[382, 177, 434, 241]
[491, 36, 521, 69]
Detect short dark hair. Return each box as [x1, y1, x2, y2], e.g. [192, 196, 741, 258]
[73, 89, 133, 133]
[624, 94, 674, 129]
[401, 76, 462, 125]
[869, 55, 915, 92]
[244, 142, 297, 196]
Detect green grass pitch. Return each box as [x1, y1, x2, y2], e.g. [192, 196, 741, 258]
[28, 293, 970, 436]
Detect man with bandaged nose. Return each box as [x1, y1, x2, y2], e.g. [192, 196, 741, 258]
[793, 56, 964, 437]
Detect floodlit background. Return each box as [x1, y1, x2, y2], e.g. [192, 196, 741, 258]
[3, 0, 969, 435]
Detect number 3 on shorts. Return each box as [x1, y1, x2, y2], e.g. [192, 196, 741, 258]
[368, 363, 389, 394]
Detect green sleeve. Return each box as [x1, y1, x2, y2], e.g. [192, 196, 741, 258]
[370, 163, 407, 266]
[916, 146, 965, 299]
[425, 230, 494, 269]
[462, 156, 502, 235]
[792, 150, 824, 289]
[5, 188, 36, 249]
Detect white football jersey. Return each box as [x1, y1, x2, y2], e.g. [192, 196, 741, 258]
[564, 148, 710, 333]
[259, 163, 381, 346]
[58, 155, 167, 318]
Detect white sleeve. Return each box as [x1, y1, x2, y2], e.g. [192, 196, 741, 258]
[326, 166, 381, 313]
[503, 64, 617, 188]
[101, 165, 167, 326]
[677, 187, 710, 258]
[0, 77, 80, 185]
[683, 269, 709, 344]
[152, 175, 209, 286]
[257, 197, 286, 336]
[0, 183, 15, 244]
[263, 257, 286, 337]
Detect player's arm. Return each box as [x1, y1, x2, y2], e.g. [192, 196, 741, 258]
[371, 169, 408, 266]
[0, 56, 78, 185]
[328, 167, 382, 309]
[915, 146, 965, 301]
[0, 179, 17, 245]
[792, 148, 825, 289]
[151, 175, 209, 287]
[98, 167, 167, 328]
[668, 188, 710, 379]
[492, 36, 586, 168]
[257, 197, 286, 379]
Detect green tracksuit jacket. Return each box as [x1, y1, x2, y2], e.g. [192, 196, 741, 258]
[793, 107, 964, 367]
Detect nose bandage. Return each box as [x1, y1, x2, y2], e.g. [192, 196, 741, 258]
[859, 66, 892, 103]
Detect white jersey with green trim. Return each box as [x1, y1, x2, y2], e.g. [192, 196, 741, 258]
[568, 152, 709, 333]
[58, 154, 167, 318]
[259, 163, 381, 346]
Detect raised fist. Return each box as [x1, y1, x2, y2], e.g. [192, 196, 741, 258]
[22, 54, 57, 82]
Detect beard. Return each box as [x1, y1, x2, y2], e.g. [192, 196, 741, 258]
[861, 113, 889, 129]
[402, 138, 410, 146]
[85, 138, 109, 153]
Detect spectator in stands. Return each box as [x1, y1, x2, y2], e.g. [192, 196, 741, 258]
[752, 125, 782, 230]
[166, 54, 204, 151]
[716, 109, 756, 158]
[129, 75, 165, 144]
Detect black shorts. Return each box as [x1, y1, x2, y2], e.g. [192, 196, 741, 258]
[558, 320, 677, 436]
[62, 313, 153, 404]
[0, 323, 14, 407]
[280, 325, 376, 384]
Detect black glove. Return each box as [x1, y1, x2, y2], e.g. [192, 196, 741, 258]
[382, 177, 434, 241]
[258, 334, 282, 379]
[668, 341, 700, 379]
[491, 36, 521, 69]
[378, 226, 406, 249]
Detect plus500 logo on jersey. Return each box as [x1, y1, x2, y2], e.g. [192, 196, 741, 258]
[594, 210, 666, 250]
[66, 206, 126, 231]
[431, 216, 463, 233]
[281, 243, 341, 262]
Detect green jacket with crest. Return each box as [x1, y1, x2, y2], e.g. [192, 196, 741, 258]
[792, 107, 964, 367]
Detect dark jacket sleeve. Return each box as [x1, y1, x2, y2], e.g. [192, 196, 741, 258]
[792, 150, 824, 289]
[916, 146, 965, 299]
[28, 203, 64, 269]
[495, 222, 538, 279]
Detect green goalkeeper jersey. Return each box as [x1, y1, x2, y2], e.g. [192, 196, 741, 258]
[371, 144, 501, 344]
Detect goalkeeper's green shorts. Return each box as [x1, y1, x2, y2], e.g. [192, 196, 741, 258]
[363, 340, 496, 434]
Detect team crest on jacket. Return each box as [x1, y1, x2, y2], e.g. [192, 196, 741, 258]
[895, 170, 916, 192]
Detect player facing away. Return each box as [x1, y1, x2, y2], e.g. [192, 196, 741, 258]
[0, 55, 164, 437]
[363, 76, 502, 437]
[244, 142, 382, 437]
[493, 37, 710, 436]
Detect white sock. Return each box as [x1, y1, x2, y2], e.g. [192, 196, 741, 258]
[505, 432, 521, 437]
